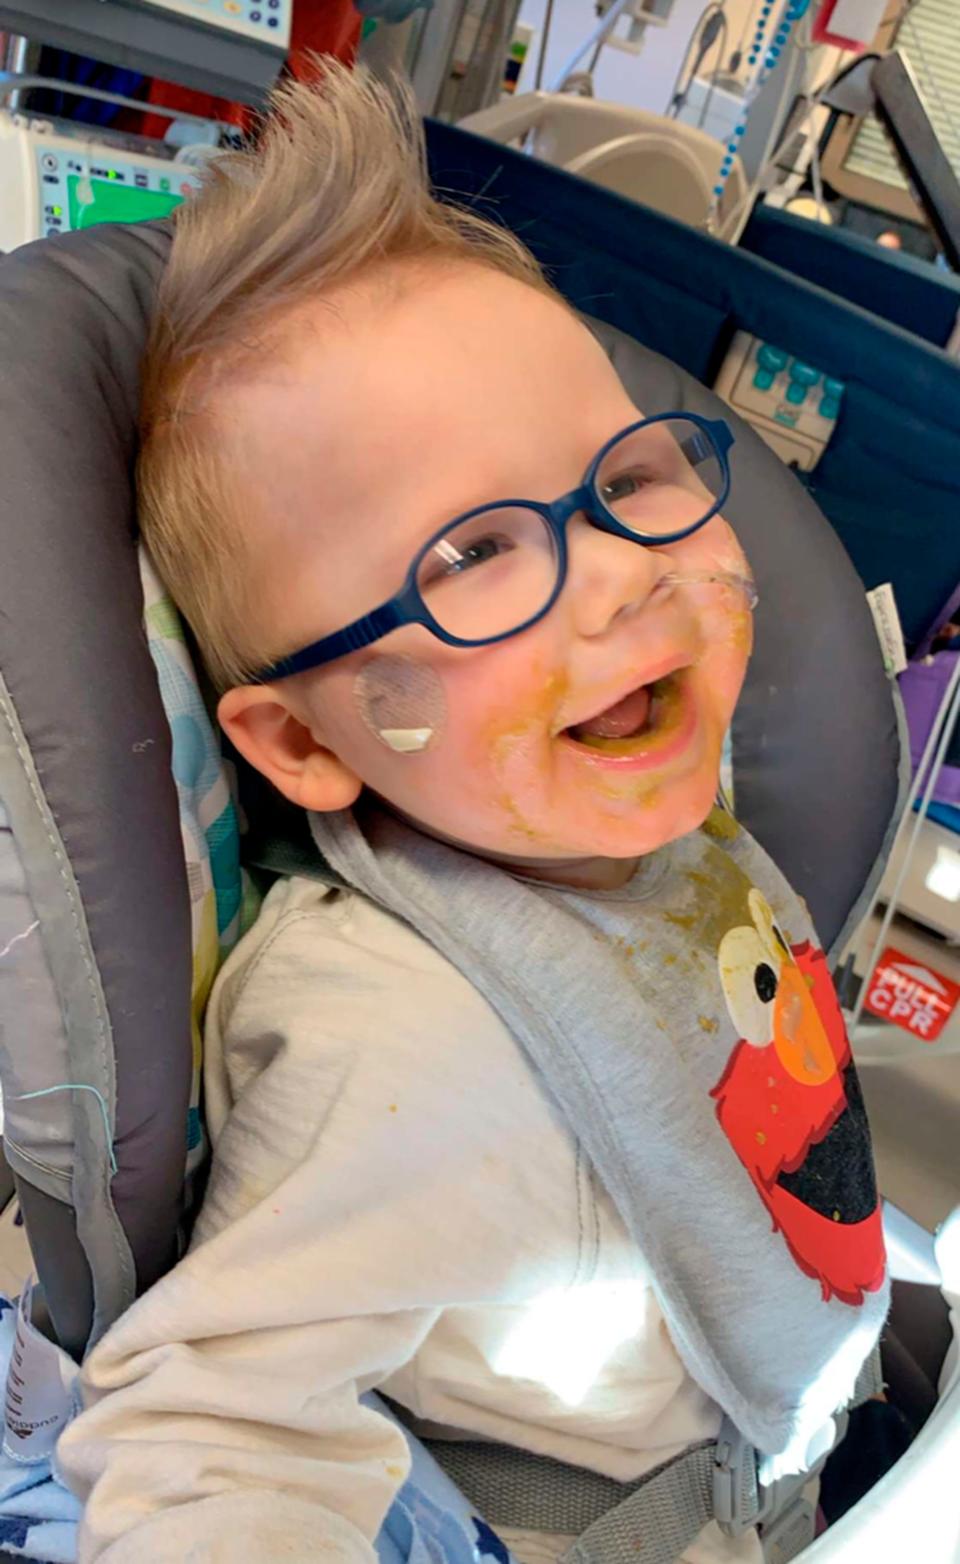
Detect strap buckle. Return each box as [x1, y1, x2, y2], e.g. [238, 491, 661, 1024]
[712, 1417, 764, 1537]
[713, 1414, 845, 1560]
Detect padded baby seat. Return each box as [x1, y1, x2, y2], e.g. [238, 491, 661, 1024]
[2, 211, 946, 1562]
[0, 210, 902, 1349]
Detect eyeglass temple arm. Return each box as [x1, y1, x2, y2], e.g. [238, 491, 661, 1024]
[257, 603, 405, 681]
[679, 419, 734, 467]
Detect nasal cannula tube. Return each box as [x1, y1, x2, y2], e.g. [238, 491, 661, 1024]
[658, 571, 759, 610]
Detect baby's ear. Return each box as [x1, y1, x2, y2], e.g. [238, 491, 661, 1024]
[219, 684, 362, 812]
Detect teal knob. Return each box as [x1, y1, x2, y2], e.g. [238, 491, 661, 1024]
[757, 343, 788, 372]
[789, 361, 820, 387]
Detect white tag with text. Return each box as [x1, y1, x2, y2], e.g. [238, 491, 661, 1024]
[867, 583, 907, 676]
[3, 1280, 78, 1463]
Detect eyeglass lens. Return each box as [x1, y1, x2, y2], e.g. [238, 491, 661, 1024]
[595, 417, 723, 534]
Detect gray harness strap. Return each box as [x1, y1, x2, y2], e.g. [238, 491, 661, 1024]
[566, 1447, 716, 1564]
[429, 1439, 716, 1564]
[427, 1347, 884, 1564]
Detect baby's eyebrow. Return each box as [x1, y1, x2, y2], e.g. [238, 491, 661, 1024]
[396, 422, 643, 550]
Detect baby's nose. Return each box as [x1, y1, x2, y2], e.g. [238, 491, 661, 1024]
[566, 518, 670, 639]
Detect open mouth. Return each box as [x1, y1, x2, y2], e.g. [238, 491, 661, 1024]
[560, 672, 688, 757]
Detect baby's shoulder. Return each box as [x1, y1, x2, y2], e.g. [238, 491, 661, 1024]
[204, 874, 573, 1164]
[212, 873, 511, 1058]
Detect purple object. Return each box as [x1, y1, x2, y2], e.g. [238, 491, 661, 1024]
[898, 651, 960, 806]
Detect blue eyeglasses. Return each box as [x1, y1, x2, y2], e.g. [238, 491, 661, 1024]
[253, 411, 734, 682]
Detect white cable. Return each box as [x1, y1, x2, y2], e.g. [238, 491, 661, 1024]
[850, 656, 960, 1037]
[546, 0, 634, 94]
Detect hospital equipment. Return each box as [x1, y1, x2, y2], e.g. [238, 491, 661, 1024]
[819, 47, 960, 271]
[0, 0, 292, 102]
[458, 0, 834, 246]
[820, 0, 957, 225]
[812, 0, 898, 50]
[459, 91, 750, 239]
[712, 332, 843, 470]
[543, 0, 649, 94]
[361, 0, 526, 120]
[878, 813, 960, 943]
[674, 58, 814, 185]
[846, 639, 960, 1042]
[0, 0, 292, 254]
[0, 91, 203, 250]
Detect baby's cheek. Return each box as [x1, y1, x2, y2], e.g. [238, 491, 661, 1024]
[675, 516, 749, 575]
[680, 521, 753, 670]
[444, 660, 563, 832]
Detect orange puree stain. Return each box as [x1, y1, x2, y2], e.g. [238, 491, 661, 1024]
[702, 807, 739, 842]
[480, 667, 569, 842]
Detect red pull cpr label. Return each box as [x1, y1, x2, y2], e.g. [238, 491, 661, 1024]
[863, 947, 960, 1040]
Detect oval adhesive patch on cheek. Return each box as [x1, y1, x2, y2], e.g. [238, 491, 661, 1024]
[354, 656, 448, 754]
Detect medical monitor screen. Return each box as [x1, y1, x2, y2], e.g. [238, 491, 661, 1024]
[66, 175, 185, 230]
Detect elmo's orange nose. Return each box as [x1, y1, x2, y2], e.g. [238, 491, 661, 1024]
[773, 963, 837, 1086]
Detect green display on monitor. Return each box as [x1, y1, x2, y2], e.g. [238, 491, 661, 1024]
[66, 174, 186, 231]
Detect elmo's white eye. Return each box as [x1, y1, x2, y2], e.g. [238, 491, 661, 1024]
[748, 889, 792, 967]
[719, 925, 778, 1046]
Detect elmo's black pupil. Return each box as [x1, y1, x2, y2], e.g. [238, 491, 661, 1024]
[754, 963, 778, 1003]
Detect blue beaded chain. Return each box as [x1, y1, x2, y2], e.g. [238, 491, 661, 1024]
[709, 0, 811, 225]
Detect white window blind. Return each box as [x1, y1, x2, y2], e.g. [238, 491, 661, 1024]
[844, 0, 960, 191]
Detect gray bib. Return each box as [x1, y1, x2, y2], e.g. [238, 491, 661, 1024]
[307, 803, 889, 1463]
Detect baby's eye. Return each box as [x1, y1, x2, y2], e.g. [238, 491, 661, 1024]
[600, 466, 657, 505]
[422, 532, 516, 586]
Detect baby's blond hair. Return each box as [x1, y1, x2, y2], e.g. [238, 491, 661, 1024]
[138, 62, 552, 689]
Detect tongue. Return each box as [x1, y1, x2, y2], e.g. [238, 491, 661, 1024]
[572, 685, 651, 740]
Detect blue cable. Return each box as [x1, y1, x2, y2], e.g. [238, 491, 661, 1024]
[13, 1085, 117, 1176]
[709, 1, 799, 220]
